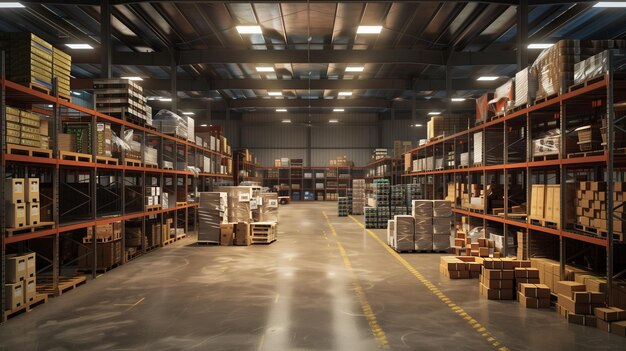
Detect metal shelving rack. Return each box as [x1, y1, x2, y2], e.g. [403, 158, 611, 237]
[0, 68, 232, 319]
[233, 151, 261, 185]
[260, 165, 354, 201]
[402, 64, 626, 304]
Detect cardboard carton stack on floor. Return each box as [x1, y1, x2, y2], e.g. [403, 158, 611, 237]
[514, 266, 541, 291]
[432, 200, 453, 251]
[556, 281, 606, 327]
[518, 283, 551, 309]
[412, 200, 433, 250]
[392, 215, 415, 252]
[351, 179, 365, 215]
[198, 192, 227, 244]
[4, 252, 36, 311]
[440, 256, 481, 279]
[595, 307, 626, 337]
[480, 258, 516, 300]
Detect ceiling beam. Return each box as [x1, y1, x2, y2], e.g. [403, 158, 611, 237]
[21, 1, 597, 6]
[72, 77, 502, 92]
[70, 49, 518, 67]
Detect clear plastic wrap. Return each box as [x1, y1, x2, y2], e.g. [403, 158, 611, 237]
[433, 200, 452, 217]
[514, 67, 537, 107]
[473, 132, 483, 164]
[412, 200, 433, 218]
[198, 192, 227, 243]
[387, 220, 395, 246]
[574, 49, 626, 85]
[532, 129, 560, 157]
[152, 109, 188, 139]
[187, 166, 200, 177]
[394, 215, 415, 251]
[259, 192, 278, 222]
[218, 186, 252, 223]
[432, 234, 450, 251]
[433, 217, 452, 235]
[144, 146, 157, 165]
[111, 130, 130, 152]
[468, 227, 485, 243]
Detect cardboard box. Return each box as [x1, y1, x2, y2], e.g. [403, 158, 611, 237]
[483, 279, 513, 289]
[518, 292, 550, 308]
[558, 294, 602, 315]
[220, 224, 234, 246]
[480, 283, 514, 300]
[597, 319, 611, 333]
[5, 282, 24, 310]
[5, 254, 28, 283]
[235, 222, 251, 246]
[23, 277, 36, 303]
[24, 252, 36, 278]
[5, 178, 25, 204]
[27, 202, 40, 225]
[25, 178, 39, 202]
[567, 313, 597, 327]
[482, 268, 514, 280]
[611, 320, 626, 337]
[594, 307, 626, 322]
[7, 203, 26, 228]
[556, 281, 586, 298]
[519, 283, 551, 298]
[572, 291, 605, 304]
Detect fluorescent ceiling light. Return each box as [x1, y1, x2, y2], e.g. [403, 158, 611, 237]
[182, 112, 195, 115]
[594, 2, 626, 7]
[345, 66, 365, 72]
[268, 91, 283, 96]
[338, 91, 353, 96]
[451, 98, 466, 102]
[65, 43, 93, 50]
[428, 112, 441, 115]
[357, 25, 383, 34]
[333, 108, 345, 112]
[158, 97, 172, 102]
[276, 108, 287, 112]
[121, 76, 143, 81]
[281, 119, 291, 123]
[236, 25, 262, 34]
[329, 119, 339, 123]
[71, 91, 81, 96]
[414, 124, 423, 127]
[200, 124, 208, 127]
[256, 66, 275, 72]
[47, 104, 53, 108]
[0, 2, 24, 8]
[528, 43, 554, 49]
[477, 76, 499, 81]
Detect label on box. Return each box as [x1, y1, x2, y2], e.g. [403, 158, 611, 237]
[31, 207, 39, 215]
[257, 197, 263, 205]
[268, 199, 278, 208]
[15, 184, 23, 192]
[238, 193, 250, 202]
[18, 261, 26, 271]
[97, 123, 105, 132]
[250, 200, 258, 210]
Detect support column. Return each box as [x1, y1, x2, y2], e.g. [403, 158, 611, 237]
[390, 107, 395, 148]
[517, 0, 529, 71]
[412, 92, 418, 140]
[306, 124, 312, 167]
[100, 0, 111, 78]
[446, 64, 453, 122]
[170, 51, 178, 112]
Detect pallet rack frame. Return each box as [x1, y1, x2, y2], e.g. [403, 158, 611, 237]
[402, 61, 625, 304]
[0, 61, 232, 320]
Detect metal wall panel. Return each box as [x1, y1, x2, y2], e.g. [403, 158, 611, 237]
[311, 125, 378, 148]
[254, 148, 309, 166]
[241, 112, 378, 124]
[240, 125, 307, 148]
[381, 117, 425, 148]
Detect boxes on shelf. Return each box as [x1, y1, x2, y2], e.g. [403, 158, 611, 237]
[575, 49, 626, 85]
[152, 109, 188, 139]
[0, 33, 53, 91]
[427, 115, 468, 141]
[476, 92, 494, 124]
[93, 79, 150, 122]
[531, 129, 560, 158]
[514, 67, 538, 108]
[4, 107, 48, 149]
[489, 78, 514, 115]
[576, 181, 625, 240]
[393, 140, 413, 157]
[52, 47, 71, 98]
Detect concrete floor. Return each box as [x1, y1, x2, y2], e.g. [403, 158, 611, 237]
[1, 202, 626, 350]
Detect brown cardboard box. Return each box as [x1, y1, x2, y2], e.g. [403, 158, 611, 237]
[517, 278, 541, 291]
[5, 178, 25, 204]
[220, 224, 234, 246]
[567, 313, 597, 327]
[235, 222, 251, 246]
[558, 294, 601, 315]
[572, 291, 605, 304]
[556, 281, 586, 298]
[4, 283, 24, 310]
[519, 283, 551, 298]
[482, 268, 514, 280]
[5, 254, 27, 283]
[25, 178, 39, 203]
[483, 279, 513, 289]
[480, 283, 514, 300]
[23, 277, 36, 303]
[27, 202, 40, 225]
[518, 292, 550, 308]
[594, 307, 626, 322]
[479, 247, 489, 257]
[447, 270, 470, 279]
[515, 267, 540, 278]
[611, 320, 626, 337]
[24, 252, 36, 278]
[7, 203, 26, 228]
[597, 319, 611, 333]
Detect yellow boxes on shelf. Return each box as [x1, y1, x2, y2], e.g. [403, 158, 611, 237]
[7, 203, 27, 228]
[4, 283, 24, 310]
[27, 202, 40, 225]
[5, 178, 25, 204]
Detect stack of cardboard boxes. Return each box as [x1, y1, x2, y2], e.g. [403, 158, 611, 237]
[79, 222, 123, 271]
[52, 47, 71, 99]
[393, 140, 413, 158]
[5, 178, 40, 229]
[576, 181, 625, 241]
[5, 107, 48, 149]
[94, 79, 151, 123]
[427, 115, 469, 141]
[595, 307, 626, 336]
[440, 256, 481, 279]
[219, 222, 252, 246]
[479, 258, 517, 300]
[529, 183, 575, 229]
[0, 33, 54, 92]
[518, 283, 551, 309]
[556, 281, 606, 327]
[4, 252, 36, 311]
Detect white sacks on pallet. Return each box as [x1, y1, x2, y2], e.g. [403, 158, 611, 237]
[387, 219, 395, 247]
[412, 200, 434, 250]
[433, 200, 452, 217]
[197, 192, 227, 244]
[394, 215, 415, 252]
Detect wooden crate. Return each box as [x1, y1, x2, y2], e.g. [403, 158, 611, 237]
[529, 184, 546, 221]
[251, 222, 277, 244]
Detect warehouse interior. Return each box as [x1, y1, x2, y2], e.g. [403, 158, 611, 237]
[2, 1, 626, 349]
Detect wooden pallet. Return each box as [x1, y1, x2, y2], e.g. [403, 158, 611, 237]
[2, 294, 48, 322]
[473, 162, 483, 168]
[29, 82, 51, 95]
[529, 218, 559, 229]
[76, 262, 120, 274]
[162, 234, 187, 247]
[6, 222, 55, 237]
[96, 156, 119, 165]
[457, 164, 469, 169]
[568, 76, 605, 93]
[162, 166, 174, 170]
[36, 275, 87, 297]
[125, 159, 142, 167]
[145, 205, 162, 212]
[532, 154, 559, 162]
[535, 93, 558, 105]
[176, 202, 187, 207]
[60, 151, 92, 162]
[573, 224, 623, 241]
[567, 150, 605, 158]
[7, 143, 52, 158]
[57, 94, 72, 103]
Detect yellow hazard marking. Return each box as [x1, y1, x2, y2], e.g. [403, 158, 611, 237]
[113, 297, 145, 311]
[348, 215, 509, 351]
[323, 212, 389, 349]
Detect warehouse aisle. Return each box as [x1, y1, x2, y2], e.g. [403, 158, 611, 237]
[1, 202, 626, 351]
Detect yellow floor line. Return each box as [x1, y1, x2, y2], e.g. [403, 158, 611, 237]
[348, 215, 509, 351]
[322, 211, 389, 349]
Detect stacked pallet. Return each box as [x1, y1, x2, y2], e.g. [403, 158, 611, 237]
[0, 33, 53, 92]
[529, 183, 576, 229]
[5, 178, 41, 229]
[392, 215, 415, 252]
[412, 200, 433, 250]
[426, 115, 468, 141]
[594, 307, 626, 336]
[479, 258, 516, 300]
[251, 222, 277, 244]
[576, 181, 625, 241]
[52, 47, 71, 99]
[5, 107, 48, 149]
[93, 79, 151, 123]
[338, 197, 349, 217]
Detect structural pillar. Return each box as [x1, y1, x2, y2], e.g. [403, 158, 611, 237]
[517, 0, 529, 71]
[100, 0, 111, 78]
[170, 51, 178, 112]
